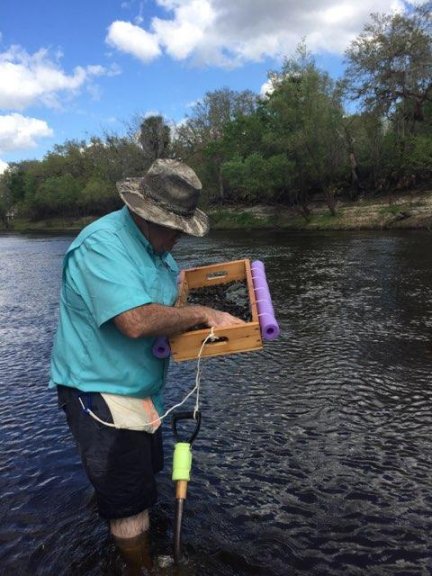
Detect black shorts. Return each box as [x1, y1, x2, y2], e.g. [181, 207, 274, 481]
[57, 385, 164, 520]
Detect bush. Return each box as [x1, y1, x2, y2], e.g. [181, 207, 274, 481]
[79, 176, 119, 215]
[32, 174, 82, 218]
[222, 153, 295, 203]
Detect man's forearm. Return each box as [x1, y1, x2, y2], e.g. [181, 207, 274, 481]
[114, 303, 209, 339]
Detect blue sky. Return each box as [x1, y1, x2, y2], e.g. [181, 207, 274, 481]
[0, 0, 421, 172]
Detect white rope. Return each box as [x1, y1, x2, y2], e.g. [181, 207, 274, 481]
[150, 326, 214, 424]
[79, 327, 215, 430]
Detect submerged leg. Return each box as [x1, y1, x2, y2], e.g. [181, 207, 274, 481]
[111, 510, 152, 575]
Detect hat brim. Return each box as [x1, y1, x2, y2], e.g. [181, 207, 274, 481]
[116, 178, 209, 237]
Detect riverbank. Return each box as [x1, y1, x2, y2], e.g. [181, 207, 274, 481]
[3, 189, 432, 234]
[210, 189, 432, 231]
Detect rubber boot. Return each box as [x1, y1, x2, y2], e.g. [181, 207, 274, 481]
[114, 531, 153, 576]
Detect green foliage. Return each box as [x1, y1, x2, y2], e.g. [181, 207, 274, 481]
[1, 7, 431, 224]
[0, 199, 5, 219]
[86, 136, 145, 183]
[173, 88, 259, 200]
[407, 135, 432, 174]
[222, 153, 294, 202]
[379, 203, 406, 216]
[32, 174, 82, 219]
[0, 134, 147, 221]
[139, 116, 171, 165]
[79, 176, 119, 215]
[216, 45, 348, 211]
[345, 4, 432, 125]
[266, 47, 347, 197]
[0, 193, 7, 226]
[5, 168, 26, 203]
[311, 211, 341, 228]
[209, 209, 266, 229]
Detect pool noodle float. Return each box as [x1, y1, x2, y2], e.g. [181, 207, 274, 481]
[251, 260, 280, 341]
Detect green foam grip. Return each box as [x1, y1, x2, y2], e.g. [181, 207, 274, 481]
[172, 442, 192, 481]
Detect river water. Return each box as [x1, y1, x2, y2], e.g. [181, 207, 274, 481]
[1, 229, 432, 576]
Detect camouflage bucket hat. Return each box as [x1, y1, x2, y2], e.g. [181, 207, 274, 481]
[116, 159, 209, 237]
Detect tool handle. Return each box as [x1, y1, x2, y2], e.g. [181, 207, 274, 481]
[176, 480, 188, 499]
[172, 410, 201, 444]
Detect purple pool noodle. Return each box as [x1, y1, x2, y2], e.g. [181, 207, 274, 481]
[251, 260, 280, 341]
[251, 261, 274, 316]
[152, 337, 171, 359]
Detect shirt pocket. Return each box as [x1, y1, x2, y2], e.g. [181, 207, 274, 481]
[158, 269, 179, 305]
[137, 265, 177, 306]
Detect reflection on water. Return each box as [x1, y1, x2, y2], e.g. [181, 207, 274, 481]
[1, 230, 432, 575]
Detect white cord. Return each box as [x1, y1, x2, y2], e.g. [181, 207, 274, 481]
[79, 327, 215, 430]
[78, 397, 118, 428]
[149, 326, 215, 423]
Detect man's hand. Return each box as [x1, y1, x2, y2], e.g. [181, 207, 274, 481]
[114, 302, 245, 339]
[199, 306, 245, 328]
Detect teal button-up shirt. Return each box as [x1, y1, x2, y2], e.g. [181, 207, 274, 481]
[49, 207, 179, 414]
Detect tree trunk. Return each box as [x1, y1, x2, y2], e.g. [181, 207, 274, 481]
[296, 199, 311, 222]
[218, 164, 224, 202]
[349, 152, 361, 199]
[324, 186, 337, 216]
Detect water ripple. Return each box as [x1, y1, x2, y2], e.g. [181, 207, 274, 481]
[1, 231, 432, 575]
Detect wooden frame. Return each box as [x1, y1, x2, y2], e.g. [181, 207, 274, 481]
[169, 259, 263, 361]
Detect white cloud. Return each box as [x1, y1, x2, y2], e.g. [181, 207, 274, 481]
[0, 45, 113, 111]
[0, 159, 8, 174]
[152, 0, 215, 60]
[260, 79, 274, 97]
[106, 0, 418, 67]
[106, 20, 161, 62]
[0, 113, 53, 154]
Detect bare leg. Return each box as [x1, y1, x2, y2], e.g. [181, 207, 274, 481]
[111, 510, 152, 575]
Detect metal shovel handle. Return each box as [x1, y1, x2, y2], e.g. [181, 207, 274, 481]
[171, 411, 201, 444]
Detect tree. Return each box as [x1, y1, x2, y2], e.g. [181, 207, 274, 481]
[1, 161, 40, 206]
[173, 88, 258, 201]
[85, 135, 145, 183]
[345, 4, 432, 127]
[265, 45, 347, 214]
[222, 153, 294, 203]
[344, 4, 432, 187]
[184, 88, 257, 143]
[138, 115, 171, 166]
[33, 174, 82, 219]
[0, 177, 11, 227]
[79, 175, 118, 215]
[46, 140, 91, 180]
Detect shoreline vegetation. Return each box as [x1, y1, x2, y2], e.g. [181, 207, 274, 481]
[2, 9, 431, 238]
[3, 189, 432, 235]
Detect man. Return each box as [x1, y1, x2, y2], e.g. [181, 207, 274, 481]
[50, 159, 243, 574]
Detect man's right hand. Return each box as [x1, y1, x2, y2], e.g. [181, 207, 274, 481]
[115, 302, 245, 339]
[199, 306, 245, 328]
